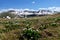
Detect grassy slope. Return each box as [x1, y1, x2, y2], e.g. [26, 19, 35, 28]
[0, 14, 60, 40]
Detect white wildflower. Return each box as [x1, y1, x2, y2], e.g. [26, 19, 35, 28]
[6, 16, 11, 19]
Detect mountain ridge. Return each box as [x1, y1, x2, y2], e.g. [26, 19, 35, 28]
[0, 8, 59, 18]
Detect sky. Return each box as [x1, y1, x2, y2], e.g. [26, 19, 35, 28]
[0, 0, 60, 10]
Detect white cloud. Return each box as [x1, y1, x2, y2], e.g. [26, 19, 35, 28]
[39, 7, 60, 12]
[39, 8, 48, 10]
[48, 7, 60, 12]
[54, 7, 60, 11]
[24, 8, 30, 10]
[1, 7, 60, 13]
[32, 1, 35, 4]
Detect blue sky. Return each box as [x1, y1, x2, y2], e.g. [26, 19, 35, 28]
[0, 0, 60, 9]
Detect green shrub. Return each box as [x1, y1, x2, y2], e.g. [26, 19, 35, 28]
[20, 28, 41, 40]
[0, 29, 3, 33]
[55, 18, 60, 22]
[50, 23, 57, 27]
[0, 29, 8, 33]
[4, 23, 20, 32]
[39, 24, 48, 30]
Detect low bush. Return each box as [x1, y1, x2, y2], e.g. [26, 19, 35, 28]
[4, 23, 20, 32]
[55, 18, 60, 22]
[20, 28, 41, 40]
[50, 23, 57, 27]
[39, 24, 48, 30]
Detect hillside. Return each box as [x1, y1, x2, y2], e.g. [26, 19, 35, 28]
[0, 9, 56, 18]
[0, 11, 20, 18]
[0, 14, 60, 40]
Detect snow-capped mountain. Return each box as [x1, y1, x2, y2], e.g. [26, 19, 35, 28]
[0, 7, 60, 18]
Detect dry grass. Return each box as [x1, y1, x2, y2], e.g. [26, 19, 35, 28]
[0, 14, 60, 40]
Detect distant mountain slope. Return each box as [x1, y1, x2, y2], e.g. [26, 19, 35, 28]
[0, 11, 18, 18]
[0, 9, 59, 18]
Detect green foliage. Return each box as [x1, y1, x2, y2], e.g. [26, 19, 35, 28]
[3, 21, 20, 32]
[21, 28, 41, 40]
[55, 17, 60, 22]
[39, 24, 48, 30]
[22, 20, 32, 28]
[0, 28, 8, 33]
[5, 24, 20, 31]
[50, 23, 57, 27]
